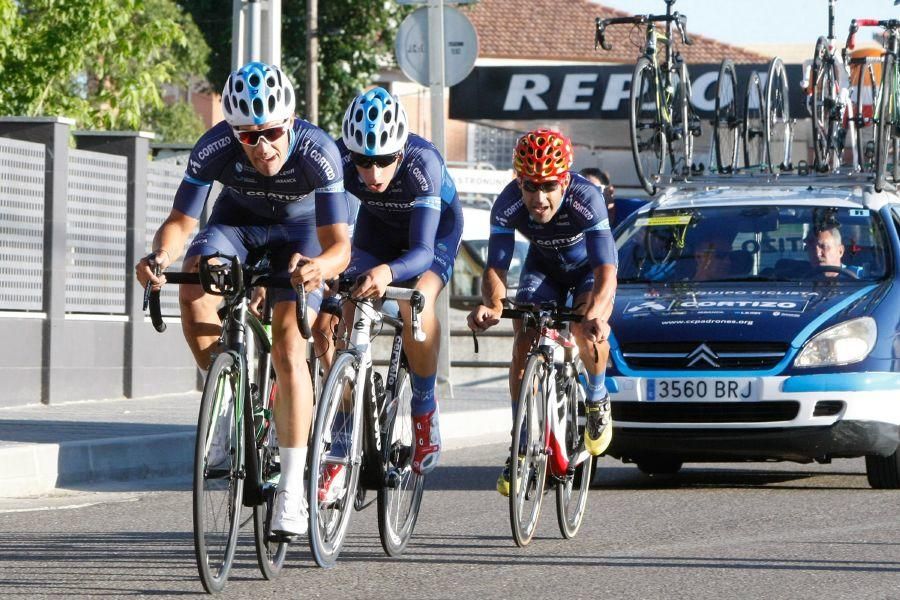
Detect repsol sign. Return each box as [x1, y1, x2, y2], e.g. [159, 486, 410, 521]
[449, 64, 804, 121]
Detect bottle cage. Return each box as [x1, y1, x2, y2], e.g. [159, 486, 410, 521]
[199, 253, 244, 298]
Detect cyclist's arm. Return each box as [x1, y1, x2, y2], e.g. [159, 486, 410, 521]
[386, 198, 441, 282]
[581, 226, 618, 325]
[152, 208, 200, 266]
[483, 227, 516, 310]
[312, 189, 352, 280]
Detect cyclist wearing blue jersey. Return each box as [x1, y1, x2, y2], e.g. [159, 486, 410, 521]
[317, 87, 463, 500]
[134, 62, 351, 537]
[466, 129, 618, 496]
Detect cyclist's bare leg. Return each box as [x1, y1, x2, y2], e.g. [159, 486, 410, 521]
[312, 311, 339, 372]
[397, 271, 446, 473]
[270, 300, 315, 447]
[178, 254, 224, 370]
[571, 292, 610, 378]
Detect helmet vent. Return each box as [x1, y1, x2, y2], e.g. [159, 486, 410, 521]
[239, 99, 250, 116]
[252, 97, 263, 117]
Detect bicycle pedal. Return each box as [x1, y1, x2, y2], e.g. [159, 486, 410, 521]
[268, 531, 295, 544]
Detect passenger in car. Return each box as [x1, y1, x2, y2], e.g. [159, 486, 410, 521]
[692, 228, 738, 281]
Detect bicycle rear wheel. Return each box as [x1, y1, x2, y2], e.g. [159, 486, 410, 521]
[714, 59, 740, 173]
[856, 60, 879, 171]
[308, 351, 362, 568]
[743, 71, 766, 170]
[669, 61, 695, 177]
[875, 53, 896, 192]
[509, 353, 548, 547]
[630, 56, 667, 195]
[765, 57, 793, 173]
[377, 365, 425, 556]
[811, 38, 838, 172]
[193, 352, 244, 594]
[556, 359, 592, 540]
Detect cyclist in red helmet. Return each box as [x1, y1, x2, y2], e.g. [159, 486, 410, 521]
[467, 128, 618, 496]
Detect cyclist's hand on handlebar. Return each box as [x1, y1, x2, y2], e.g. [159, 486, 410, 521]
[351, 264, 392, 299]
[289, 252, 324, 292]
[467, 303, 502, 332]
[248, 286, 266, 318]
[578, 316, 610, 344]
[135, 250, 170, 290]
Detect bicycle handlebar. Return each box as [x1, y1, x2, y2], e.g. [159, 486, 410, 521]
[595, 12, 690, 51]
[332, 276, 427, 342]
[142, 254, 311, 338]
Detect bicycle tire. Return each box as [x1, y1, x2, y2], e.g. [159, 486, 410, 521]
[630, 56, 667, 195]
[856, 60, 879, 171]
[714, 59, 740, 173]
[743, 71, 766, 170]
[556, 358, 592, 540]
[509, 353, 548, 547]
[669, 61, 695, 177]
[765, 57, 793, 173]
[251, 355, 287, 579]
[875, 52, 896, 192]
[308, 351, 363, 568]
[193, 351, 244, 594]
[377, 365, 425, 556]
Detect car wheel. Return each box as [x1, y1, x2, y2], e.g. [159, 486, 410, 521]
[865, 449, 900, 489]
[635, 458, 683, 476]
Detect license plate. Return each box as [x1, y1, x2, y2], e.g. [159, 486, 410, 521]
[645, 378, 757, 401]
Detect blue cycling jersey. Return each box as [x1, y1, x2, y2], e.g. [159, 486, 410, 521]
[173, 119, 347, 225]
[488, 172, 617, 273]
[339, 133, 462, 282]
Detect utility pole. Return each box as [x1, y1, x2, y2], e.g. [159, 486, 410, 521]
[232, 0, 282, 70]
[427, 0, 452, 399]
[306, 0, 319, 123]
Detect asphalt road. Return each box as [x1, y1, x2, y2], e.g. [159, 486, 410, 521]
[1, 444, 898, 599]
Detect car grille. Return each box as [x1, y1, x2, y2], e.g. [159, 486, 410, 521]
[620, 341, 789, 370]
[612, 401, 800, 423]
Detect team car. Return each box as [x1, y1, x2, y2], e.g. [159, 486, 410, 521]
[606, 175, 900, 488]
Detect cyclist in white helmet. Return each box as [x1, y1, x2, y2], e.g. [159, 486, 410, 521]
[135, 61, 351, 538]
[315, 87, 463, 502]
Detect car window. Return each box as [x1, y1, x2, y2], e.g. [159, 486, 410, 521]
[616, 205, 890, 283]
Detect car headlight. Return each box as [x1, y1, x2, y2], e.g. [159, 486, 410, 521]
[794, 317, 877, 368]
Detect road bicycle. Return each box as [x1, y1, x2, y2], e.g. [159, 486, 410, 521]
[851, 17, 900, 191]
[808, 0, 854, 172]
[596, 0, 700, 195]
[307, 277, 427, 567]
[493, 303, 594, 547]
[145, 253, 311, 593]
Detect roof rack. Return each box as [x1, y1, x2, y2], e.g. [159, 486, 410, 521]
[664, 169, 894, 191]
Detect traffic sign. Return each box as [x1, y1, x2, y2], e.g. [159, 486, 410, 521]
[395, 6, 479, 87]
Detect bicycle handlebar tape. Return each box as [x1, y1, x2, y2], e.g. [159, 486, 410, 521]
[149, 289, 167, 332]
[295, 284, 312, 340]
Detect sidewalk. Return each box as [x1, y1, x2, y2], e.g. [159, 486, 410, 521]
[0, 385, 510, 498]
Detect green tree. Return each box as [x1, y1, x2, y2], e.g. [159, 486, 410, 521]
[0, 0, 210, 132]
[180, 0, 411, 136]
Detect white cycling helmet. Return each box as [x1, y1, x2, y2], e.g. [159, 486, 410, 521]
[341, 87, 409, 155]
[221, 61, 295, 127]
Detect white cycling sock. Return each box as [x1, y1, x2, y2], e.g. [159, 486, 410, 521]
[279, 447, 307, 497]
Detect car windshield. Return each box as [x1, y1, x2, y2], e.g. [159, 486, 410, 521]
[616, 205, 891, 283]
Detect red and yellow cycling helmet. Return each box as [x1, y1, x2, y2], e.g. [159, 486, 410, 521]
[513, 128, 574, 182]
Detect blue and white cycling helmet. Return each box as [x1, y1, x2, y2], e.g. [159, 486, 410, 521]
[221, 61, 295, 127]
[341, 87, 409, 155]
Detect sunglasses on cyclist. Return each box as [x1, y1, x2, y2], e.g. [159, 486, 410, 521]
[520, 179, 561, 193]
[350, 151, 402, 169]
[232, 122, 290, 147]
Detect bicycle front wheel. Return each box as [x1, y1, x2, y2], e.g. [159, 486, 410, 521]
[630, 56, 667, 195]
[308, 351, 363, 568]
[252, 381, 287, 579]
[509, 353, 548, 547]
[378, 366, 425, 556]
[714, 59, 740, 174]
[193, 351, 244, 594]
[556, 359, 592, 539]
[765, 57, 792, 173]
[669, 61, 695, 177]
[743, 71, 766, 170]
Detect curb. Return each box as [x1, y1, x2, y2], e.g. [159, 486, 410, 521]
[0, 408, 509, 499]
